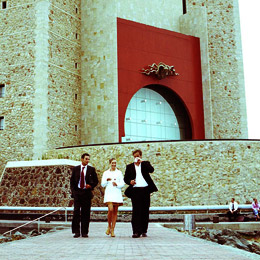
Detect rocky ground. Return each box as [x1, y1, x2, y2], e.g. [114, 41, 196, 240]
[0, 226, 67, 244]
[175, 227, 260, 255]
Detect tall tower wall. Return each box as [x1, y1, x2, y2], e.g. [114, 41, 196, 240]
[81, 0, 247, 143]
[0, 1, 37, 164]
[181, 0, 247, 138]
[47, 0, 81, 149]
[80, 0, 183, 144]
[0, 0, 248, 173]
[0, 0, 82, 171]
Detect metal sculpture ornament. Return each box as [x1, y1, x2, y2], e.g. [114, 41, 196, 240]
[141, 62, 179, 80]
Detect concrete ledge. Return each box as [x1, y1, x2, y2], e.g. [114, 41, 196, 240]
[5, 159, 80, 168]
[164, 222, 260, 231]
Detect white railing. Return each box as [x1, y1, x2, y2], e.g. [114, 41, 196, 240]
[0, 204, 252, 221]
[0, 205, 253, 236]
[0, 204, 253, 212]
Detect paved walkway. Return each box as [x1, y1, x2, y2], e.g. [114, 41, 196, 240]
[1, 223, 260, 260]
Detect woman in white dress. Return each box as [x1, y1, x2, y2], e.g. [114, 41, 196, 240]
[101, 158, 124, 237]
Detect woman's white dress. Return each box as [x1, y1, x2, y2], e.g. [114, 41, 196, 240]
[101, 169, 125, 204]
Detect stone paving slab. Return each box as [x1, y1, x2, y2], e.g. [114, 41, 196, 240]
[1, 223, 260, 260]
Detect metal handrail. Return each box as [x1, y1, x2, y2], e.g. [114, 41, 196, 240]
[2, 207, 65, 236]
[1, 204, 254, 236]
[0, 164, 7, 183]
[0, 204, 253, 212]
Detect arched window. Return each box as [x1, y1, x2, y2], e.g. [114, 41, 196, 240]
[122, 87, 191, 142]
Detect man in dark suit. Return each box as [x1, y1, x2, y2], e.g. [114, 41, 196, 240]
[124, 149, 158, 238]
[70, 153, 98, 238]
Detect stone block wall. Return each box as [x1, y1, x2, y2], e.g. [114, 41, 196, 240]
[0, 160, 103, 207]
[80, 0, 119, 144]
[180, 8, 212, 138]
[0, 2, 37, 174]
[1, 141, 260, 208]
[47, 1, 81, 148]
[42, 141, 260, 207]
[0, 165, 73, 206]
[2, 140, 259, 208]
[0, 0, 82, 175]
[184, 0, 247, 139]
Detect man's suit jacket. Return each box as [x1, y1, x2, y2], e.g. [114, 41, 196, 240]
[124, 161, 158, 194]
[70, 164, 98, 197]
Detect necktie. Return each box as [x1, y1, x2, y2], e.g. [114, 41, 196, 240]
[80, 167, 85, 189]
[232, 203, 234, 211]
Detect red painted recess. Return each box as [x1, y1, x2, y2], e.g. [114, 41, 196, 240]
[117, 18, 205, 141]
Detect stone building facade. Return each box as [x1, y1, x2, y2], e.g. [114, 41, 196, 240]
[0, 0, 250, 205]
[183, 0, 247, 139]
[80, 0, 247, 144]
[0, 0, 81, 172]
[0, 0, 248, 202]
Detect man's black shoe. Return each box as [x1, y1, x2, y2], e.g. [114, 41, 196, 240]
[141, 233, 147, 237]
[132, 233, 140, 238]
[73, 233, 80, 238]
[82, 234, 88, 237]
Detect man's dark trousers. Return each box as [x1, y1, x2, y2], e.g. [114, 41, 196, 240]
[131, 187, 150, 235]
[72, 189, 92, 235]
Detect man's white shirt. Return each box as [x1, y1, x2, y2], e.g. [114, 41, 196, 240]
[134, 163, 148, 187]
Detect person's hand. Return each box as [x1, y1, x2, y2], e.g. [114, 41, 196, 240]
[85, 184, 92, 189]
[107, 178, 112, 181]
[134, 157, 142, 164]
[130, 180, 136, 185]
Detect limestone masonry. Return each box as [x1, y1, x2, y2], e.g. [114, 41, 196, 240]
[0, 0, 247, 167]
[0, 0, 251, 207]
[1, 141, 259, 207]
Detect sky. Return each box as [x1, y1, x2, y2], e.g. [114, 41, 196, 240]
[239, 0, 260, 139]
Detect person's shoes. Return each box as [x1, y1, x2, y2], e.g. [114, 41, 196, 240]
[111, 229, 115, 237]
[105, 227, 111, 235]
[141, 233, 147, 237]
[132, 233, 140, 238]
[73, 233, 80, 238]
[82, 234, 88, 237]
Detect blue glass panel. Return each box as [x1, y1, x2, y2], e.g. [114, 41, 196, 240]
[124, 88, 181, 142]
